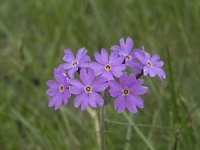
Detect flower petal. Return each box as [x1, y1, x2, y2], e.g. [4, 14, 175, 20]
[126, 95, 137, 113]
[63, 49, 74, 63]
[68, 67, 78, 78]
[48, 93, 62, 110]
[69, 79, 84, 94]
[111, 45, 121, 52]
[119, 74, 130, 88]
[46, 88, 58, 96]
[125, 37, 133, 52]
[54, 68, 65, 84]
[148, 67, 157, 77]
[46, 80, 58, 88]
[101, 48, 108, 62]
[155, 68, 166, 79]
[101, 71, 114, 81]
[89, 92, 104, 107]
[76, 48, 87, 61]
[151, 54, 160, 62]
[80, 68, 95, 85]
[94, 49, 108, 65]
[109, 80, 122, 97]
[63, 90, 71, 105]
[111, 64, 126, 78]
[59, 63, 71, 69]
[114, 95, 126, 113]
[78, 55, 91, 68]
[129, 85, 148, 95]
[92, 77, 108, 92]
[48, 93, 60, 107]
[153, 61, 164, 67]
[134, 51, 147, 64]
[89, 62, 104, 76]
[74, 93, 89, 110]
[109, 53, 124, 66]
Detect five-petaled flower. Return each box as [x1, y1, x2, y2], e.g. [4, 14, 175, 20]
[109, 74, 148, 113]
[46, 67, 71, 110]
[60, 48, 91, 78]
[89, 48, 126, 81]
[134, 50, 166, 79]
[111, 37, 143, 74]
[69, 68, 108, 110]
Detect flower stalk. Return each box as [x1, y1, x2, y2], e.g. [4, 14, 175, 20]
[100, 106, 106, 150]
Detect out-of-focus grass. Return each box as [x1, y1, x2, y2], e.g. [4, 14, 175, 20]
[0, 0, 200, 149]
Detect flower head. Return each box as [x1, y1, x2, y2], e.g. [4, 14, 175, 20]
[69, 68, 108, 110]
[111, 37, 143, 74]
[134, 50, 166, 79]
[111, 37, 133, 56]
[109, 74, 148, 113]
[60, 48, 91, 78]
[46, 67, 71, 110]
[89, 48, 126, 81]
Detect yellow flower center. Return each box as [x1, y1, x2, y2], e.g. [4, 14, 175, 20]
[104, 64, 111, 71]
[59, 85, 65, 92]
[72, 61, 78, 67]
[125, 55, 132, 61]
[122, 88, 130, 96]
[147, 61, 153, 67]
[85, 86, 92, 93]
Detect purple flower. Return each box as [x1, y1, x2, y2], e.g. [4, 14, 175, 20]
[69, 68, 108, 110]
[111, 37, 143, 74]
[46, 67, 71, 110]
[134, 50, 166, 79]
[89, 48, 126, 81]
[111, 37, 133, 56]
[109, 74, 148, 113]
[60, 48, 91, 78]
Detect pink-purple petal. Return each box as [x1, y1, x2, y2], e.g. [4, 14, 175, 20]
[110, 55, 124, 66]
[151, 54, 160, 62]
[155, 68, 166, 79]
[74, 93, 87, 108]
[80, 68, 95, 85]
[134, 51, 147, 64]
[68, 67, 78, 78]
[129, 85, 148, 95]
[111, 64, 126, 78]
[63, 49, 75, 63]
[59, 63, 71, 69]
[69, 79, 84, 94]
[78, 55, 91, 68]
[63, 90, 70, 105]
[54, 94, 63, 110]
[101, 71, 114, 81]
[94, 51, 107, 65]
[46, 88, 58, 96]
[89, 62, 104, 76]
[132, 95, 144, 109]
[109, 80, 122, 97]
[126, 95, 137, 113]
[114, 95, 126, 113]
[111, 45, 121, 52]
[92, 77, 108, 92]
[76, 48, 87, 60]
[100, 48, 109, 63]
[46, 80, 58, 88]
[153, 61, 164, 67]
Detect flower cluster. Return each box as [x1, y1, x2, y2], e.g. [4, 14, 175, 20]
[46, 37, 166, 113]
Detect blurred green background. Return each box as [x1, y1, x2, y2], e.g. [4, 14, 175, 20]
[0, 0, 200, 149]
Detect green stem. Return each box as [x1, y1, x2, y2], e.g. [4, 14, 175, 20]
[100, 106, 106, 150]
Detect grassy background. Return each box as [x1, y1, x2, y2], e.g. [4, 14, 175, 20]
[0, 0, 200, 149]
